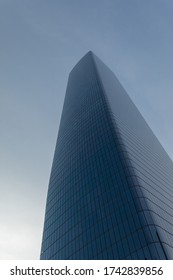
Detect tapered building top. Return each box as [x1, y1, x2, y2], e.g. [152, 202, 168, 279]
[40, 51, 173, 260]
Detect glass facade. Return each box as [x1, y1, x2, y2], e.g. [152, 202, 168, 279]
[40, 51, 173, 259]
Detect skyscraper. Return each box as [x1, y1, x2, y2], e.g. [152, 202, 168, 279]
[40, 51, 173, 260]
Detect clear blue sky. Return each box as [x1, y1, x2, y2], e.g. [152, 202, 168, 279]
[1, 0, 173, 259]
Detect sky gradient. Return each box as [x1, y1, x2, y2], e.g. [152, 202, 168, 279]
[1, 0, 173, 259]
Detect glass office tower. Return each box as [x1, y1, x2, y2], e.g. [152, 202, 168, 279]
[40, 51, 173, 259]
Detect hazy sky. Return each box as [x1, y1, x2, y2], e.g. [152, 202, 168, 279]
[1, 0, 173, 259]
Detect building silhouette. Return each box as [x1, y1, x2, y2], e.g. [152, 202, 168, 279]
[40, 51, 173, 259]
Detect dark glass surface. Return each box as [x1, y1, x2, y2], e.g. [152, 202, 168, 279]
[40, 51, 173, 259]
